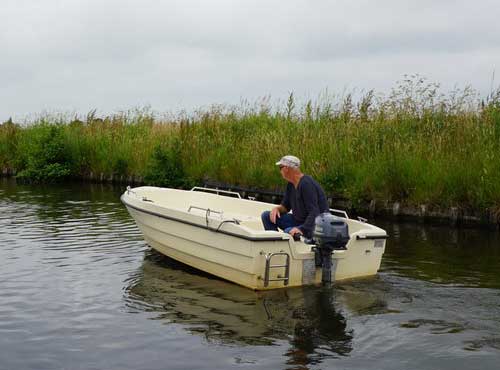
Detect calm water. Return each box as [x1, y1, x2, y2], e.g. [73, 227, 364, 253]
[1, 179, 499, 370]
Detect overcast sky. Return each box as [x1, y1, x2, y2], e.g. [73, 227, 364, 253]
[2, 0, 500, 121]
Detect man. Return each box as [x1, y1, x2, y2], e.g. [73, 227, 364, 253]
[261, 155, 329, 239]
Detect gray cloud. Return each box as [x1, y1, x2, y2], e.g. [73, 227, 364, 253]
[1, 0, 499, 120]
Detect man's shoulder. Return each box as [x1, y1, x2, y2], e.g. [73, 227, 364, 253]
[300, 175, 319, 187]
[299, 175, 327, 196]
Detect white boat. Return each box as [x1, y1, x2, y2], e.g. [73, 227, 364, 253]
[121, 186, 388, 290]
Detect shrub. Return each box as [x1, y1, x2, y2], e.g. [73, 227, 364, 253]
[15, 123, 71, 182]
[143, 140, 195, 189]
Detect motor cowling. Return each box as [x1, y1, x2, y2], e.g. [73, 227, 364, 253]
[313, 213, 350, 250]
[313, 213, 350, 284]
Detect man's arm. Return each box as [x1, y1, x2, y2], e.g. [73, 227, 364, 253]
[270, 184, 291, 224]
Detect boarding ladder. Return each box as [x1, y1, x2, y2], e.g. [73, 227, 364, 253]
[264, 252, 290, 287]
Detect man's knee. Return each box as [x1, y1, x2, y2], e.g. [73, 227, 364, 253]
[261, 210, 270, 223]
[261, 210, 277, 231]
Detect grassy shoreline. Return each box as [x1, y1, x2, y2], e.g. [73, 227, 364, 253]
[2, 78, 500, 219]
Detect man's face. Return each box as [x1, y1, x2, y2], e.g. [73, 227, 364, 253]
[279, 165, 290, 181]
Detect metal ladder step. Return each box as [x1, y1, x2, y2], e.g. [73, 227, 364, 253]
[264, 252, 290, 287]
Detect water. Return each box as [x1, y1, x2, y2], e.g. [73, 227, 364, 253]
[0, 178, 499, 370]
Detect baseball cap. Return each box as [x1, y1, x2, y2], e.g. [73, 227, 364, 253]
[275, 155, 300, 168]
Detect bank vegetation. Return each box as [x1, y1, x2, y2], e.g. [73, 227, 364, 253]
[1, 77, 500, 216]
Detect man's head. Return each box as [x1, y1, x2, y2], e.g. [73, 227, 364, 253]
[276, 155, 302, 181]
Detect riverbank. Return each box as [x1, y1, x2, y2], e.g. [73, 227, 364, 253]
[1, 173, 498, 230]
[1, 79, 499, 228]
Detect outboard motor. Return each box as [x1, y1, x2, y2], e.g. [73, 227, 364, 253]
[313, 213, 350, 284]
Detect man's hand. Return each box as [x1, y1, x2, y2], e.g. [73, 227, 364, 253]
[289, 227, 303, 237]
[270, 206, 281, 224]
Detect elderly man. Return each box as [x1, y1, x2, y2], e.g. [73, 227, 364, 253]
[261, 155, 329, 239]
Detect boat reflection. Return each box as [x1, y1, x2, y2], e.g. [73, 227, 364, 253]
[125, 250, 397, 365]
[283, 287, 353, 367]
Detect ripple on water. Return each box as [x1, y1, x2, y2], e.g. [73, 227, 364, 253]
[399, 319, 467, 334]
[463, 337, 500, 351]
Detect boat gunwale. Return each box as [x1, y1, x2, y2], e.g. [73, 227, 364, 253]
[121, 194, 288, 242]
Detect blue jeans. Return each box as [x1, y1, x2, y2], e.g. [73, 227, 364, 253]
[261, 211, 299, 234]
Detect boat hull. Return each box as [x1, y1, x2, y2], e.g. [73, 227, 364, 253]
[122, 187, 387, 290]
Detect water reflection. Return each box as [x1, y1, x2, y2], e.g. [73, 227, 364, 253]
[284, 288, 352, 368]
[126, 250, 359, 364]
[378, 220, 500, 288]
[0, 179, 126, 225]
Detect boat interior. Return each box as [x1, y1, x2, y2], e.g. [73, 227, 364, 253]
[129, 186, 380, 236]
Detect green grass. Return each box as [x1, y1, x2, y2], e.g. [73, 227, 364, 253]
[1, 77, 499, 211]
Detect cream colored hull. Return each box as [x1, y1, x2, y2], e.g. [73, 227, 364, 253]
[122, 187, 387, 290]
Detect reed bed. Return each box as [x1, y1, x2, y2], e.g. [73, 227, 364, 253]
[1, 77, 500, 211]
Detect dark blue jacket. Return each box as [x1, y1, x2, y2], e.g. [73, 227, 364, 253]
[281, 175, 329, 237]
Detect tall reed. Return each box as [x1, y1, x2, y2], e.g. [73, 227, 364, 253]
[1, 77, 499, 210]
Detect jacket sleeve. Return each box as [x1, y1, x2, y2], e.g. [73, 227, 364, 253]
[297, 181, 320, 234]
[280, 183, 291, 212]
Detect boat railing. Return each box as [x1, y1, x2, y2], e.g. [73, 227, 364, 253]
[190, 186, 241, 199]
[330, 208, 349, 219]
[330, 208, 370, 223]
[189, 187, 370, 224]
[187, 205, 224, 217]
